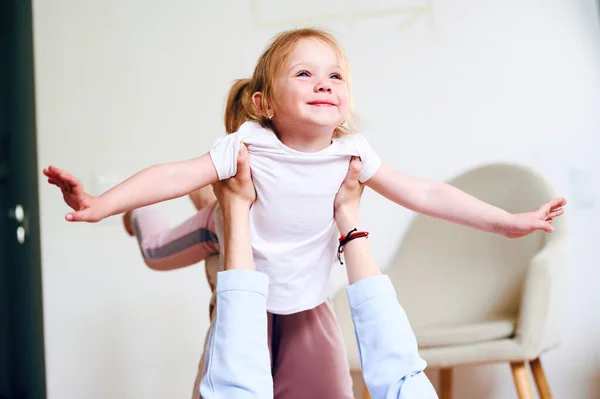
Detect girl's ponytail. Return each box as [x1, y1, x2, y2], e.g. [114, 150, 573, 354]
[224, 78, 257, 134]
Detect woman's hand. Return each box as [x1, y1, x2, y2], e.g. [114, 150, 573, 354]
[333, 157, 380, 283]
[213, 143, 256, 271]
[212, 143, 256, 211]
[334, 157, 364, 233]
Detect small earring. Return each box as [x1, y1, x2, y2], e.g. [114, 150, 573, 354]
[267, 113, 274, 120]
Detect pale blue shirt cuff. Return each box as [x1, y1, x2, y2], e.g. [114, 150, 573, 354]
[200, 270, 273, 399]
[346, 273, 397, 307]
[347, 274, 438, 399]
[215, 269, 269, 296]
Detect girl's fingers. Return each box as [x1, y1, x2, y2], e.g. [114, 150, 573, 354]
[48, 177, 67, 191]
[547, 208, 564, 219]
[66, 209, 95, 222]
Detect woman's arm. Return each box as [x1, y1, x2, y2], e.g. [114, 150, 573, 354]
[44, 152, 219, 222]
[199, 144, 273, 399]
[334, 158, 438, 399]
[333, 158, 380, 285]
[366, 162, 565, 238]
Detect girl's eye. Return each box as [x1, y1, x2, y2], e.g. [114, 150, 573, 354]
[297, 71, 310, 77]
[330, 73, 342, 80]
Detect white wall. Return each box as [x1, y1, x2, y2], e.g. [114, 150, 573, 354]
[33, 0, 600, 398]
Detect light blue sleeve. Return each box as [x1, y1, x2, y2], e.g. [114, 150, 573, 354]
[347, 275, 438, 399]
[199, 270, 274, 399]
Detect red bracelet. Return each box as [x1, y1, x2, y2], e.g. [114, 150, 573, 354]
[337, 228, 369, 264]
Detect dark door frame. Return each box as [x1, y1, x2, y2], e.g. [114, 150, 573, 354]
[1, 0, 47, 397]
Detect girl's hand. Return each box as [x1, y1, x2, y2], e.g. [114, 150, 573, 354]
[43, 165, 103, 222]
[500, 197, 567, 238]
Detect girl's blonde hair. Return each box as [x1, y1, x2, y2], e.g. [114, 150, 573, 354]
[224, 28, 356, 137]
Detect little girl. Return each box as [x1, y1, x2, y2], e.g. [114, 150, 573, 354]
[45, 28, 566, 398]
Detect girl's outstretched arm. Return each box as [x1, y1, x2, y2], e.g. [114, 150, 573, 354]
[366, 162, 566, 238]
[44, 152, 219, 223]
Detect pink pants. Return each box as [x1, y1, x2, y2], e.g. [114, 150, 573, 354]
[192, 288, 354, 399]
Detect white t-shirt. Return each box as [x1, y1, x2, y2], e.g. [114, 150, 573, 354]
[210, 121, 381, 314]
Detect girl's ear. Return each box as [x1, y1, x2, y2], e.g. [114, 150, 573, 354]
[252, 91, 273, 118]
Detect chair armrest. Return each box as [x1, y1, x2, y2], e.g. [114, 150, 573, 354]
[516, 233, 569, 357]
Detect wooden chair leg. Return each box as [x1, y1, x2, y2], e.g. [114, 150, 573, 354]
[510, 361, 534, 399]
[529, 357, 552, 399]
[440, 368, 453, 399]
[363, 383, 372, 399]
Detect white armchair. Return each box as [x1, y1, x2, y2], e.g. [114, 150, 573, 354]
[333, 163, 568, 399]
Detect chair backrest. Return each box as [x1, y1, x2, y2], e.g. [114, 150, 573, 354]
[386, 163, 564, 329]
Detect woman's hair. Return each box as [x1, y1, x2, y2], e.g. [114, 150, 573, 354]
[224, 28, 356, 137]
